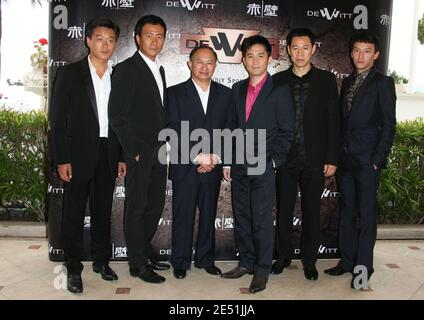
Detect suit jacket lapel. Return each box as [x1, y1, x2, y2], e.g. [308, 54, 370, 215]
[350, 68, 377, 116]
[303, 68, 317, 114]
[205, 81, 218, 121]
[238, 80, 248, 128]
[133, 52, 163, 108]
[80, 57, 98, 121]
[247, 75, 273, 125]
[185, 79, 206, 118]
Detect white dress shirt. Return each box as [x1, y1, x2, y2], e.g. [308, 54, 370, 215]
[192, 78, 210, 114]
[88, 55, 111, 138]
[191, 79, 222, 165]
[138, 50, 165, 105]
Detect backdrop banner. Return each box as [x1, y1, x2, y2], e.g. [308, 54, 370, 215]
[47, 0, 393, 262]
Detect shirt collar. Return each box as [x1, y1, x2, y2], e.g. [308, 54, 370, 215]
[138, 50, 161, 70]
[354, 67, 372, 80]
[88, 55, 112, 76]
[192, 78, 211, 93]
[290, 64, 314, 80]
[248, 73, 268, 91]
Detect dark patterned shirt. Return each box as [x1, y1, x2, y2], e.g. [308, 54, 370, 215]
[345, 69, 371, 112]
[287, 66, 313, 164]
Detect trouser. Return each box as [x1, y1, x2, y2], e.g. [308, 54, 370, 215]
[275, 164, 324, 265]
[231, 163, 275, 278]
[124, 145, 167, 271]
[63, 138, 115, 274]
[171, 179, 221, 270]
[338, 162, 379, 275]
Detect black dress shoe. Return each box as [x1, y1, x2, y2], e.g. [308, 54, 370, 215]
[195, 265, 222, 275]
[93, 264, 118, 281]
[249, 275, 267, 293]
[303, 264, 319, 280]
[173, 269, 186, 279]
[324, 262, 351, 276]
[67, 274, 83, 294]
[130, 267, 166, 283]
[270, 259, 291, 275]
[221, 266, 252, 279]
[146, 259, 171, 271]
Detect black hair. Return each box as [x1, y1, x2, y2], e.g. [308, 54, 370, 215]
[286, 28, 315, 46]
[349, 31, 380, 53]
[189, 45, 218, 61]
[134, 15, 167, 37]
[241, 35, 272, 57]
[85, 18, 120, 39]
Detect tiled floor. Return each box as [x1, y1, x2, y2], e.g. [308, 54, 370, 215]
[0, 238, 423, 300]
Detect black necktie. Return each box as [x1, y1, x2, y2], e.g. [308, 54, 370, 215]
[159, 66, 166, 92]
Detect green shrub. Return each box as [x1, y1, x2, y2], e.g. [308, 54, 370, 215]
[378, 119, 424, 224]
[388, 70, 408, 84]
[419, 13, 424, 45]
[0, 109, 422, 224]
[0, 108, 48, 221]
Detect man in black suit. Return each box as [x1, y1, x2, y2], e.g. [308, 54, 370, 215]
[221, 36, 294, 293]
[108, 15, 170, 284]
[324, 31, 396, 289]
[271, 28, 340, 280]
[167, 46, 233, 279]
[50, 18, 125, 294]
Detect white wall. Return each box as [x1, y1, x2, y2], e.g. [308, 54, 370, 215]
[0, 0, 48, 111]
[389, 0, 424, 93]
[396, 94, 424, 122]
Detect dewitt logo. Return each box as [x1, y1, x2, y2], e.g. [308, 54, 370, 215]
[298, 188, 340, 198]
[293, 217, 301, 226]
[330, 68, 350, 80]
[47, 183, 64, 194]
[48, 58, 67, 68]
[158, 218, 172, 226]
[307, 5, 368, 29]
[181, 28, 279, 63]
[320, 188, 340, 199]
[320, 8, 343, 20]
[49, 244, 64, 255]
[318, 245, 338, 254]
[166, 0, 216, 11]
